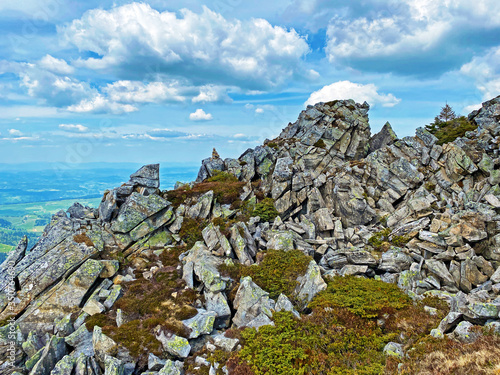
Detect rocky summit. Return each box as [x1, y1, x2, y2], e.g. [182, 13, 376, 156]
[2, 97, 500, 374]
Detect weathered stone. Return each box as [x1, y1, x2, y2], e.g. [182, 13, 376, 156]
[148, 353, 166, 371]
[368, 122, 398, 154]
[111, 193, 169, 233]
[204, 291, 231, 328]
[104, 354, 125, 375]
[50, 355, 76, 375]
[453, 321, 480, 343]
[383, 342, 404, 359]
[156, 331, 191, 358]
[379, 248, 413, 273]
[93, 326, 118, 367]
[295, 260, 327, 304]
[100, 260, 120, 278]
[212, 333, 239, 352]
[275, 293, 300, 318]
[233, 277, 275, 328]
[182, 242, 227, 292]
[426, 259, 456, 286]
[65, 325, 94, 356]
[158, 360, 184, 375]
[129, 164, 160, 188]
[202, 223, 232, 257]
[30, 335, 67, 375]
[340, 264, 368, 276]
[182, 309, 216, 339]
[313, 208, 334, 231]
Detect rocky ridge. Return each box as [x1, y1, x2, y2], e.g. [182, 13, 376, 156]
[0, 96, 500, 374]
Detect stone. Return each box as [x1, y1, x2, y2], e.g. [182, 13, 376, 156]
[453, 321, 480, 343]
[54, 314, 74, 337]
[93, 326, 118, 367]
[111, 193, 169, 234]
[415, 127, 438, 148]
[233, 277, 275, 328]
[182, 242, 227, 292]
[100, 260, 120, 278]
[379, 248, 413, 273]
[202, 223, 232, 257]
[50, 355, 76, 375]
[204, 291, 231, 328]
[273, 157, 293, 182]
[22, 331, 44, 358]
[294, 260, 327, 305]
[438, 312, 463, 333]
[313, 208, 335, 231]
[430, 329, 444, 339]
[30, 335, 68, 375]
[368, 122, 398, 153]
[467, 302, 499, 319]
[491, 267, 500, 284]
[129, 164, 160, 188]
[275, 293, 300, 318]
[212, 333, 239, 352]
[246, 313, 275, 329]
[383, 342, 404, 359]
[182, 309, 216, 339]
[156, 331, 191, 358]
[266, 231, 296, 251]
[104, 354, 125, 375]
[340, 264, 368, 276]
[159, 360, 184, 375]
[148, 353, 167, 371]
[425, 259, 456, 286]
[419, 231, 446, 246]
[65, 325, 94, 356]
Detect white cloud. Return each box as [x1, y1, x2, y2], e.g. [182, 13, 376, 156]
[61, 3, 309, 89]
[192, 85, 232, 103]
[59, 124, 89, 132]
[189, 109, 213, 121]
[104, 80, 187, 104]
[39, 55, 74, 75]
[306, 81, 401, 107]
[460, 46, 500, 100]
[255, 108, 265, 114]
[67, 95, 138, 114]
[9, 129, 23, 136]
[324, 0, 500, 74]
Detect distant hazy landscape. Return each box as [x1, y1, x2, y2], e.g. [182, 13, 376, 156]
[0, 163, 198, 259]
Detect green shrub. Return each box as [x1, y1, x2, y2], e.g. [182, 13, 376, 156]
[425, 116, 477, 145]
[206, 171, 239, 183]
[313, 139, 326, 149]
[179, 218, 207, 248]
[309, 276, 411, 318]
[253, 198, 279, 222]
[220, 249, 311, 301]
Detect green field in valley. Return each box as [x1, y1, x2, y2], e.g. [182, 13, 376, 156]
[0, 198, 102, 253]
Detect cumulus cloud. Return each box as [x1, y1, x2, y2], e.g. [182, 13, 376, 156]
[325, 0, 500, 75]
[104, 80, 187, 104]
[59, 124, 89, 132]
[460, 46, 500, 100]
[67, 95, 138, 114]
[189, 109, 213, 121]
[39, 55, 74, 75]
[9, 129, 23, 136]
[192, 85, 232, 103]
[305, 81, 401, 107]
[61, 3, 309, 89]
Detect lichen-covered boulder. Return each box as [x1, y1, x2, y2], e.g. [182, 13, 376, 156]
[294, 261, 327, 304]
[233, 277, 275, 328]
[182, 309, 216, 339]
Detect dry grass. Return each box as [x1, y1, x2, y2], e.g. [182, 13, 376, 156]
[392, 331, 500, 375]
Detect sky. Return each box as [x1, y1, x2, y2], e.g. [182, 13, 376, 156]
[0, 0, 499, 166]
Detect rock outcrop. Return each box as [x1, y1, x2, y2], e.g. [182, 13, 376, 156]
[1, 95, 500, 374]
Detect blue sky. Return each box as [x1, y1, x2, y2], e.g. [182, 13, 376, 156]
[0, 0, 499, 165]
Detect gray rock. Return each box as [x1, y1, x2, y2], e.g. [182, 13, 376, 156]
[438, 312, 463, 333]
[246, 313, 275, 329]
[275, 293, 300, 318]
[204, 291, 231, 329]
[368, 122, 398, 154]
[383, 342, 404, 359]
[158, 360, 184, 375]
[104, 354, 125, 375]
[453, 321, 480, 343]
[30, 335, 68, 375]
[295, 260, 327, 305]
[340, 264, 368, 276]
[212, 333, 239, 352]
[129, 164, 160, 188]
[148, 353, 166, 371]
[50, 355, 76, 375]
[65, 325, 94, 356]
[155, 331, 191, 358]
[182, 242, 227, 292]
[313, 208, 335, 231]
[233, 277, 275, 328]
[92, 326, 118, 367]
[379, 248, 413, 273]
[273, 157, 293, 182]
[182, 309, 216, 339]
[415, 127, 438, 148]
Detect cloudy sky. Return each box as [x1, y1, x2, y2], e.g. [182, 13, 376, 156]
[0, 0, 499, 165]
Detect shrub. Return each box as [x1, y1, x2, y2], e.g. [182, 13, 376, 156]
[179, 218, 207, 249]
[425, 115, 477, 145]
[73, 233, 94, 247]
[220, 249, 312, 301]
[313, 139, 326, 149]
[368, 228, 409, 251]
[85, 247, 201, 360]
[166, 175, 245, 208]
[309, 276, 411, 318]
[252, 198, 279, 222]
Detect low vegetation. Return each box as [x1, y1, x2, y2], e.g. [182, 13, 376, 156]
[425, 104, 477, 145]
[220, 249, 312, 301]
[368, 228, 409, 251]
[165, 171, 245, 208]
[85, 247, 201, 362]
